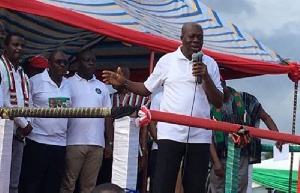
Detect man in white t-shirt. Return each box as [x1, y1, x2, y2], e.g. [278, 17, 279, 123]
[19, 50, 70, 193]
[102, 22, 223, 193]
[60, 50, 113, 193]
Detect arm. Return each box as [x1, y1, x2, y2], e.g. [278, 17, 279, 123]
[148, 121, 157, 142]
[192, 62, 223, 108]
[139, 125, 149, 172]
[259, 108, 283, 151]
[259, 108, 278, 132]
[210, 138, 225, 178]
[203, 74, 223, 108]
[140, 125, 148, 153]
[102, 67, 151, 96]
[1, 70, 30, 130]
[104, 117, 114, 158]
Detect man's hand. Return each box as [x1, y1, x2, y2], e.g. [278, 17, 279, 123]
[104, 144, 113, 159]
[192, 62, 208, 79]
[23, 123, 33, 136]
[16, 123, 33, 139]
[213, 159, 225, 178]
[102, 67, 126, 86]
[275, 141, 284, 152]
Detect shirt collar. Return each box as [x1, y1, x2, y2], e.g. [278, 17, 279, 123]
[74, 73, 97, 81]
[41, 69, 68, 86]
[3, 54, 23, 71]
[175, 46, 190, 61]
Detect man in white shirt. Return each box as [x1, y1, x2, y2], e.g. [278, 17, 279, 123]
[60, 50, 113, 193]
[0, 32, 32, 193]
[102, 22, 223, 193]
[19, 50, 70, 193]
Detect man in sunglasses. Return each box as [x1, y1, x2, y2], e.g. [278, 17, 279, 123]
[19, 50, 71, 193]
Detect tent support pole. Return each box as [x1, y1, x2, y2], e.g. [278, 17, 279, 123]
[139, 50, 155, 193]
[149, 51, 155, 74]
[289, 81, 298, 193]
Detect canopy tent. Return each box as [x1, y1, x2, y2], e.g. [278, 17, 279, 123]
[0, 0, 299, 81]
[253, 153, 299, 193]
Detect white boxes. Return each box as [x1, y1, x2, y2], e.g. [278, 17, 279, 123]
[0, 119, 13, 193]
[112, 116, 139, 190]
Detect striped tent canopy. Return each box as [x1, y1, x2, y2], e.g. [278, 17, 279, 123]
[0, 0, 297, 80]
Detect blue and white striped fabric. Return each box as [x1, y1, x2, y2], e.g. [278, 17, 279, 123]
[35, 0, 281, 62]
[0, 0, 282, 64]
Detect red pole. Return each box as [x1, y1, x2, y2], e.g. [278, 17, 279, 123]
[140, 51, 155, 193]
[149, 51, 155, 74]
[150, 110, 300, 144]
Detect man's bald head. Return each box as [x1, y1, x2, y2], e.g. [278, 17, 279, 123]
[180, 22, 204, 60]
[181, 22, 202, 37]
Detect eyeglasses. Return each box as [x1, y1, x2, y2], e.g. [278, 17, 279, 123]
[54, 59, 68, 65]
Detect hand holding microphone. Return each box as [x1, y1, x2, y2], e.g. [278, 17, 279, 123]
[192, 51, 205, 84]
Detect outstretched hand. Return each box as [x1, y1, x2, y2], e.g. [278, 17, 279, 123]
[102, 67, 125, 86]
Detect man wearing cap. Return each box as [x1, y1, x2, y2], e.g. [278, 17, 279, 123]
[0, 32, 33, 193]
[22, 55, 49, 78]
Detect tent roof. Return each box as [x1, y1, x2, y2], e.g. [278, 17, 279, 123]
[0, 0, 297, 80]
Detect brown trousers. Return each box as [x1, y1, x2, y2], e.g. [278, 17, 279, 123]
[60, 145, 103, 193]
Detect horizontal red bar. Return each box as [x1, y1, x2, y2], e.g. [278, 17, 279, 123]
[150, 110, 300, 144]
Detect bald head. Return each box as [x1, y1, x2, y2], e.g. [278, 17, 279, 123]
[180, 22, 204, 60]
[181, 22, 202, 37]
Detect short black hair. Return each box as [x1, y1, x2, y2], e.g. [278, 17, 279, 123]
[76, 49, 94, 61]
[48, 50, 66, 62]
[4, 32, 25, 46]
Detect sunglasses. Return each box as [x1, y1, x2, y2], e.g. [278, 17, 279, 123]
[54, 59, 68, 65]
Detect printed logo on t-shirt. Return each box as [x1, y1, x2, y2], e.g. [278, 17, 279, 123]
[95, 88, 102, 94]
[48, 97, 70, 108]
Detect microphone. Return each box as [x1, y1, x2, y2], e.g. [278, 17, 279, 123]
[192, 51, 204, 84]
